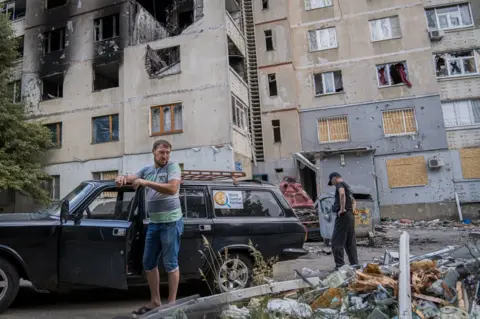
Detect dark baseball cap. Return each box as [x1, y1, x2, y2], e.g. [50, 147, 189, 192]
[328, 172, 341, 186]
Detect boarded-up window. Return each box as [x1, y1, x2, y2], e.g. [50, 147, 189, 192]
[93, 170, 119, 198]
[382, 108, 417, 136]
[459, 148, 480, 179]
[318, 116, 349, 143]
[386, 156, 428, 188]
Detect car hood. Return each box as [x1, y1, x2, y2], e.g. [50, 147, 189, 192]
[0, 212, 53, 222]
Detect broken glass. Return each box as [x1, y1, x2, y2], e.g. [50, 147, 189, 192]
[426, 9, 437, 29]
[436, 51, 478, 77]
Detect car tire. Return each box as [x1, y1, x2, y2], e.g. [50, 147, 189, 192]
[211, 252, 253, 294]
[0, 257, 20, 314]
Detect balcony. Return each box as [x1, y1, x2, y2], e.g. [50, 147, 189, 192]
[226, 12, 246, 57]
[229, 67, 249, 105]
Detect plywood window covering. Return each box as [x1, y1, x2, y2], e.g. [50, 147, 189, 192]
[382, 108, 417, 136]
[92, 170, 119, 198]
[151, 104, 183, 136]
[318, 116, 349, 143]
[459, 148, 480, 179]
[386, 156, 428, 188]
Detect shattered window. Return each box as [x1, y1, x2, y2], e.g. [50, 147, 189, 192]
[268, 73, 278, 97]
[264, 30, 274, 51]
[434, 50, 479, 78]
[45, 0, 66, 10]
[376, 61, 411, 88]
[369, 16, 401, 42]
[425, 4, 473, 30]
[308, 27, 337, 51]
[45, 122, 62, 148]
[314, 71, 343, 96]
[93, 62, 119, 91]
[42, 74, 64, 100]
[16, 36, 24, 59]
[262, 0, 269, 10]
[272, 120, 281, 143]
[318, 116, 349, 143]
[1, 0, 25, 21]
[232, 95, 248, 131]
[43, 28, 66, 54]
[92, 114, 119, 144]
[94, 14, 120, 41]
[382, 109, 417, 136]
[150, 104, 183, 135]
[145, 45, 181, 78]
[441, 99, 480, 128]
[7, 80, 21, 103]
[304, 0, 333, 10]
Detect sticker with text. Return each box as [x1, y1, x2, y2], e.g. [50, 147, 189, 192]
[213, 191, 244, 209]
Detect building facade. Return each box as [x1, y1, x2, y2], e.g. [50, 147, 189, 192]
[252, 0, 480, 220]
[1, 0, 254, 212]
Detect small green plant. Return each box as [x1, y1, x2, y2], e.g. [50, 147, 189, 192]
[248, 240, 279, 286]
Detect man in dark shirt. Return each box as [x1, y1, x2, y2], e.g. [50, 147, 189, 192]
[328, 172, 358, 269]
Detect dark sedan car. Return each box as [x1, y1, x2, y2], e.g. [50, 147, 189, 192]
[0, 179, 307, 313]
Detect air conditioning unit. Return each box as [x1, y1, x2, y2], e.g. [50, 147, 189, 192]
[428, 156, 444, 169]
[428, 29, 445, 41]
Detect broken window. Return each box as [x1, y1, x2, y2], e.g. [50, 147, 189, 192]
[1, 0, 26, 21]
[272, 120, 281, 143]
[304, 0, 332, 10]
[425, 4, 473, 31]
[308, 27, 337, 51]
[45, 122, 62, 148]
[232, 95, 248, 131]
[151, 104, 183, 135]
[318, 116, 349, 143]
[93, 63, 119, 91]
[376, 61, 411, 87]
[16, 36, 24, 59]
[262, 0, 269, 10]
[92, 114, 119, 144]
[382, 108, 417, 136]
[268, 73, 278, 97]
[442, 99, 480, 128]
[145, 44, 181, 78]
[228, 38, 247, 82]
[42, 74, 63, 100]
[94, 14, 120, 41]
[7, 80, 21, 103]
[43, 28, 66, 54]
[45, 0, 66, 10]
[264, 29, 274, 51]
[314, 71, 343, 95]
[434, 50, 479, 78]
[369, 16, 401, 42]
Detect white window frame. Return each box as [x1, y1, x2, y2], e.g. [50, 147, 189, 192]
[308, 27, 338, 52]
[434, 50, 479, 78]
[304, 0, 333, 11]
[376, 61, 409, 87]
[317, 116, 350, 144]
[313, 71, 343, 96]
[425, 3, 474, 31]
[94, 14, 119, 42]
[8, 80, 21, 103]
[381, 108, 418, 137]
[441, 100, 480, 128]
[369, 16, 401, 42]
[232, 95, 248, 131]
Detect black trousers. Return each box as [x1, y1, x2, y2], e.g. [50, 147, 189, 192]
[331, 210, 358, 268]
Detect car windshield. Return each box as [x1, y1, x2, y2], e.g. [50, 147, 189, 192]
[40, 183, 94, 216]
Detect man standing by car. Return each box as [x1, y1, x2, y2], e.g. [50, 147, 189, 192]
[115, 140, 183, 317]
[328, 172, 358, 270]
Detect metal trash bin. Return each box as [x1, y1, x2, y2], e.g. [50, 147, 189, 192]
[317, 194, 336, 245]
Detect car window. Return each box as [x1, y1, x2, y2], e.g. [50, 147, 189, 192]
[213, 190, 284, 218]
[83, 189, 135, 221]
[180, 188, 207, 219]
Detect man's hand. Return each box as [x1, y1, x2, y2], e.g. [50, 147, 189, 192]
[338, 209, 346, 217]
[133, 179, 148, 189]
[115, 175, 127, 186]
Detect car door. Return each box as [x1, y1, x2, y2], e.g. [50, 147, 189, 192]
[59, 185, 136, 290]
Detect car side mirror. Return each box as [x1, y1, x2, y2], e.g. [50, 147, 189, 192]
[60, 200, 69, 224]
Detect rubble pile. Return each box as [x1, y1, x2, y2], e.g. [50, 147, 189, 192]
[381, 218, 480, 231]
[216, 233, 480, 319]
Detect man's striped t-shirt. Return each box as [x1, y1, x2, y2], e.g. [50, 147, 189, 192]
[136, 162, 182, 223]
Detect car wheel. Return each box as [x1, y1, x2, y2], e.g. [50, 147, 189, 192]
[0, 257, 20, 314]
[214, 252, 253, 293]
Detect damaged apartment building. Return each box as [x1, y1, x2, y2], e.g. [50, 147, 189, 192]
[1, 0, 256, 211]
[251, 0, 480, 221]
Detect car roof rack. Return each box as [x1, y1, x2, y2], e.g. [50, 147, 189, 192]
[181, 170, 246, 184]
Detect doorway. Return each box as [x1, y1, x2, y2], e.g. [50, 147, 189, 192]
[300, 166, 317, 202]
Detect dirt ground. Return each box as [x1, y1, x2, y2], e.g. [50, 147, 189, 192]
[6, 225, 478, 318]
